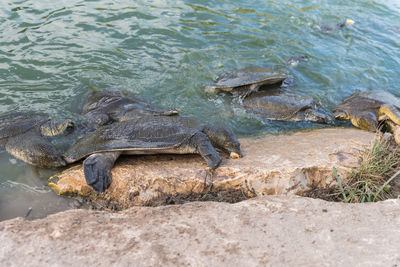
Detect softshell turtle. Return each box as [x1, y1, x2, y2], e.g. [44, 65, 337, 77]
[319, 19, 355, 32]
[0, 112, 74, 168]
[205, 67, 287, 98]
[242, 90, 334, 124]
[333, 90, 400, 132]
[81, 90, 179, 131]
[286, 55, 308, 67]
[64, 116, 242, 192]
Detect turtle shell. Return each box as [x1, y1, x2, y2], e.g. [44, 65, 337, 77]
[335, 90, 400, 114]
[242, 90, 319, 120]
[210, 67, 286, 92]
[64, 116, 198, 161]
[82, 90, 155, 115]
[0, 112, 48, 139]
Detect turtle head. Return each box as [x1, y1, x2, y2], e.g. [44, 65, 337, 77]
[333, 108, 350, 120]
[40, 119, 75, 136]
[203, 125, 242, 158]
[303, 108, 334, 124]
[334, 108, 378, 131]
[204, 86, 217, 94]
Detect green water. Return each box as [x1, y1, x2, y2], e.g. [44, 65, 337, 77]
[0, 0, 399, 220]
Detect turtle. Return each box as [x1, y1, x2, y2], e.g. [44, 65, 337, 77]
[333, 90, 400, 132]
[205, 67, 287, 99]
[318, 19, 355, 32]
[286, 55, 308, 67]
[64, 116, 242, 192]
[80, 90, 179, 132]
[0, 112, 74, 168]
[242, 90, 334, 124]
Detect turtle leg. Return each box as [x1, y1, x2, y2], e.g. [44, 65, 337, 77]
[5, 131, 66, 168]
[233, 84, 261, 100]
[81, 112, 111, 132]
[379, 104, 400, 125]
[83, 151, 121, 193]
[189, 132, 222, 169]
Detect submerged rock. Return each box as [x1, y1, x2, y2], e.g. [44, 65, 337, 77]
[49, 128, 375, 209]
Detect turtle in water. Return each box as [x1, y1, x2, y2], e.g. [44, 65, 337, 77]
[242, 90, 334, 124]
[333, 90, 400, 132]
[319, 19, 355, 32]
[205, 68, 333, 124]
[205, 67, 287, 99]
[286, 55, 308, 67]
[64, 116, 242, 192]
[0, 112, 74, 168]
[80, 90, 179, 132]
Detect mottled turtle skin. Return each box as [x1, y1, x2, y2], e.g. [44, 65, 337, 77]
[242, 90, 333, 124]
[81, 90, 179, 131]
[334, 90, 400, 131]
[64, 116, 242, 192]
[205, 67, 287, 98]
[0, 112, 74, 168]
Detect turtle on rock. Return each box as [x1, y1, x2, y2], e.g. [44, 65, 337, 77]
[334, 89, 400, 144]
[0, 112, 74, 168]
[64, 116, 242, 193]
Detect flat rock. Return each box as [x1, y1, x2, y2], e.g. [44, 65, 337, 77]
[49, 128, 375, 208]
[1, 195, 400, 266]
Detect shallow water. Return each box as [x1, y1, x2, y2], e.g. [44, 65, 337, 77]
[0, 0, 399, 220]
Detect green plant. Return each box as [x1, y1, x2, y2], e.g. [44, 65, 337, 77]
[331, 136, 400, 203]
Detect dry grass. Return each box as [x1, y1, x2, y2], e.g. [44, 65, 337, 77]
[303, 135, 400, 203]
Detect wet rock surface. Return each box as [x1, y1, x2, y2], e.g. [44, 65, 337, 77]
[49, 128, 375, 209]
[1, 195, 400, 266]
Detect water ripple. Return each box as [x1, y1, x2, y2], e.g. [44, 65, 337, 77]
[0, 0, 399, 128]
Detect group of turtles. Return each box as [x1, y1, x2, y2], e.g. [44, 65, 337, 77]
[3, 67, 400, 193]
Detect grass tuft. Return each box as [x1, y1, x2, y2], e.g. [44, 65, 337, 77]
[303, 135, 400, 203]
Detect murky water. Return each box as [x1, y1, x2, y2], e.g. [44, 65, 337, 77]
[0, 0, 399, 220]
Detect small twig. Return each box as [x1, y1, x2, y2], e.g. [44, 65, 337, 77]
[373, 169, 400, 202]
[25, 207, 32, 218]
[200, 169, 214, 200]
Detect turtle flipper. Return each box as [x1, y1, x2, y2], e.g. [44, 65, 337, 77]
[5, 131, 66, 168]
[232, 83, 261, 100]
[83, 151, 121, 192]
[379, 104, 400, 125]
[190, 132, 221, 169]
[82, 112, 111, 132]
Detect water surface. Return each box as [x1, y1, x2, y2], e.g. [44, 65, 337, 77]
[0, 0, 399, 220]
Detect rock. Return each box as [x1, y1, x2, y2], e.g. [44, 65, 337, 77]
[0, 195, 400, 266]
[49, 128, 375, 209]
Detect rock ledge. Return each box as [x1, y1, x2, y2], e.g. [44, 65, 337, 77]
[49, 128, 375, 208]
[1, 195, 400, 266]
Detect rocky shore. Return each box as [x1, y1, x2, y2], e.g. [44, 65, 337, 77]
[49, 128, 375, 209]
[3, 127, 399, 266]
